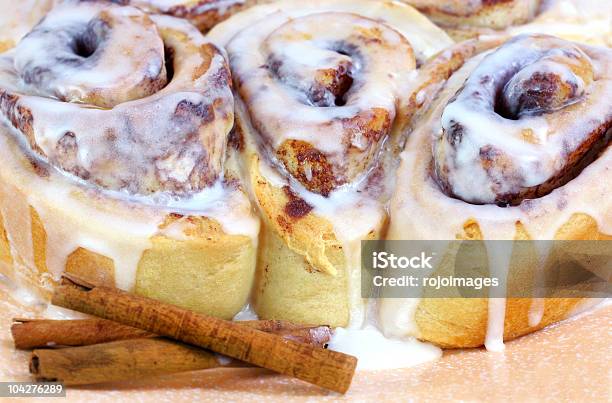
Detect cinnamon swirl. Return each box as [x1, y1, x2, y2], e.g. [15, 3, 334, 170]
[208, 0, 454, 327]
[0, 1, 259, 317]
[385, 34, 611, 348]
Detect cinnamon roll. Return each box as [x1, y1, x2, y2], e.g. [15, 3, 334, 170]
[0, 1, 259, 317]
[385, 34, 611, 348]
[400, 0, 541, 32]
[107, 0, 272, 31]
[208, 0, 454, 327]
[0, 0, 58, 53]
[509, 0, 612, 47]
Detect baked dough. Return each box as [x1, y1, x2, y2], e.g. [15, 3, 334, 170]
[385, 35, 611, 348]
[0, 2, 259, 318]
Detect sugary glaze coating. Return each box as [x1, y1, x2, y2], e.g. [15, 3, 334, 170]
[1, 2, 234, 195]
[387, 35, 611, 348]
[400, 0, 541, 29]
[227, 12, 416, 195]
[0, 2, 259, 316]
[0, 0, 609, 354]
[434, 34, 611, 206]
[209, 0, 454, 327]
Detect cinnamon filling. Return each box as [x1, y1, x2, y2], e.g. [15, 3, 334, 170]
[227, 12, 415, 196]
[434, 34, 611, 206]
[0, 2, 234, 197]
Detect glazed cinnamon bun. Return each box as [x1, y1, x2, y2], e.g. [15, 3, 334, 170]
[0, 1, 259, 317]
[0, 0, 58, 53]
[385, 34, 611, 348]
[509, 0, 612, 47]
[208, 0, 454, 327]
[400, 0, 541, 34]
[108, 0, 272, 31]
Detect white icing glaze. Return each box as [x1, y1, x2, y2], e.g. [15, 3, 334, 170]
[377, 242, 448, 338]
[483, 241, 513, 352]
[232, 303, 259, 321]
[0, 120, 258, 292]
[217, 1, 453, 333]
[328, 325, 442, 370]
[0, 272, 41, 307]
[386, 36, 611, 351]
[226, 12, 410, 152]
[222, 9, 417, 191]
[212, 0, 450, 179]
[14, 2, 167, 107]
[0, 3, 259, 297]
[208, 0, 453, 61]
[527, 241, 553, 327]
[435, 35, 611, 204]
[1, 4, 235, 196]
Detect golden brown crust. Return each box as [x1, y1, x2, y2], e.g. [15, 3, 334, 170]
[248, 152, 349, 277]
[415, 297, 583, 348]
[254, 224, 350, 327]
[248, 151, 384, 327]
[0, 213, 11, 266]
[0, 41, 12, 53]
[136, 215, 256, 318]
[0, 187, 257, 319]
[413, 214, 609, 348]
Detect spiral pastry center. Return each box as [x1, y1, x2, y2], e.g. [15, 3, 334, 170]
[228, 12, 415, 195]
[0, 3, 234, 197]
[263, 21, 358, 108]
[498, 45, 593, 119]
[434, 34, 611, 206]
[14, 5, 167, 108]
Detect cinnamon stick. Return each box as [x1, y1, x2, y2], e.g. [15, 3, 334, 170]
[12, 318, 331, 350]
[31, 338, 235, 385]
[25, 319, 333, 385]
[52, 275, 357, 393]
[12, 319, 154, 350]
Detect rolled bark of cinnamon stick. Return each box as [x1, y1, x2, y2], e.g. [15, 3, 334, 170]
[12, 319, 155, 350]
[31, 338, 237, 385]
[26, 319, 333, 385]
[51, 275, 357, 393]
[12, 318, 331, 350]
